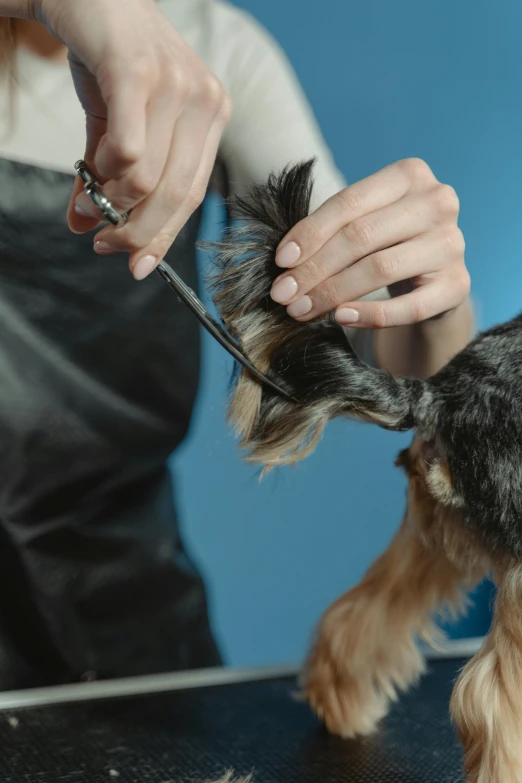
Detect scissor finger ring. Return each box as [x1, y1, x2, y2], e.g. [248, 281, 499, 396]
[74, 160, 130, 227]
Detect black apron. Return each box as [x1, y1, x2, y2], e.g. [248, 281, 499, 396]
[0, 157, 221, 690]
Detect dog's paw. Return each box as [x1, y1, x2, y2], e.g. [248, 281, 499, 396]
[301, 589, 426, 738]
[302, 639, 389, 738]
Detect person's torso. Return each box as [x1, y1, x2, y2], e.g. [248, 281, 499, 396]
[0, 8, 213, 517]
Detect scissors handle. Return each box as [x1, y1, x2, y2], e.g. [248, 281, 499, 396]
[74, 161, 129, 227]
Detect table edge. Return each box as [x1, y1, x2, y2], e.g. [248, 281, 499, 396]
[0, 637, 484, 711]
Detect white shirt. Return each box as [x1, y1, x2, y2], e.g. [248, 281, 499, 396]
[0, 0, 385, 361]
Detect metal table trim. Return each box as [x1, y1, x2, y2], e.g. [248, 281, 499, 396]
[0, 637, 484, 711]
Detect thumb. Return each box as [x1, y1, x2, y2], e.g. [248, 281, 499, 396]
[67, 114, 106, 234]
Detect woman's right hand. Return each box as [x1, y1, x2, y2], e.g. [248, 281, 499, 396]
[34, 0, 231, 279]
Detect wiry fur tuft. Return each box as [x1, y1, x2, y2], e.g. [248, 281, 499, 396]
[210, 161, 427, 469]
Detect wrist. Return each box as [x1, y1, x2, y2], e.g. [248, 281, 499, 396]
[417, 297, 474, 340]
[373, 296, 474, 379]
[0, 0, 36, 19]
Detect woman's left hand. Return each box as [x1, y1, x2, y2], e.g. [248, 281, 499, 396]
[270, 158, 470, 328]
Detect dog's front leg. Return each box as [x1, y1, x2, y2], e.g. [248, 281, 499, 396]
[302, 438, 486, 739]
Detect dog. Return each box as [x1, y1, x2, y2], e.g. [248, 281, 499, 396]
[209, 161, 522, 783]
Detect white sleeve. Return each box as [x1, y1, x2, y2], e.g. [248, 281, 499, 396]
[201, 1, 388, 365]
[205, 2, 345, 209]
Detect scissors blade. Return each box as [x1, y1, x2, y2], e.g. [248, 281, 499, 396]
[73, 161, 297, 404]
[156, 261, 297, 402]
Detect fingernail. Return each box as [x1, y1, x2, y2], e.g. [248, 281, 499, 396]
[75, 192, 100, 218]
[336, 307, 360, 325]
[276, 241, 301, 268]
[94, 240, 115, 255]
[271, 276, 298, 303]
[131, 255, 157, 281]
[287, 296, 313, 318]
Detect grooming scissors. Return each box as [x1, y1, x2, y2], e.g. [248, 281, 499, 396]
[74, 161, 295, 402]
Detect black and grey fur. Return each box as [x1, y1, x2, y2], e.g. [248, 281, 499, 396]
[210, 161, 522, 559]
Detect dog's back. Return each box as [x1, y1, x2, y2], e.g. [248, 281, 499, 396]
[425, 315, 522, 557]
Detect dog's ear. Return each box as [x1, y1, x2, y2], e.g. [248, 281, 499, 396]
[396, 438, 464, 509]
[425, 460, 465, 508]
[208, 160, 431, 469]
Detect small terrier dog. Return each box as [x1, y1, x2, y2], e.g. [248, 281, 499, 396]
[210, 161, 522, 783]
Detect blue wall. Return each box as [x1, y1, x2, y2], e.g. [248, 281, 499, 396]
[171, 0, 521, 666]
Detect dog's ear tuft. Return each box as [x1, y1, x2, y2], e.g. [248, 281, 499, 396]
[206, 161, 425, 470]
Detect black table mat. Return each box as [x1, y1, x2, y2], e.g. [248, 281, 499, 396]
[0, 657, 466, 783]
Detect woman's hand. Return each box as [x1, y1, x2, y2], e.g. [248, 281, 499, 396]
[270, 158, 470, 328]
[33, 0, 231, 279]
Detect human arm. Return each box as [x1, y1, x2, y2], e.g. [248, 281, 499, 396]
[204, 3, 473, 376]
[0, 0, 231, 280]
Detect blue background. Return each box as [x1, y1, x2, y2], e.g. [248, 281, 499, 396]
[172, 0, 521, 667]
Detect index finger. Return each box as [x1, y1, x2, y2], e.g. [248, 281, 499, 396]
[94, 72, 148, 182]
[274, 158, 434, 269]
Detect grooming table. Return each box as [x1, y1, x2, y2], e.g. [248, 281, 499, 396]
[0, 639, 482, 783]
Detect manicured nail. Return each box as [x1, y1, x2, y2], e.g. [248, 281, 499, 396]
[75, 192, 100, 218]
[336, 307, 360, 325]
[132, 255, 157, 281]
[94, 240, 115, 255]
[276, 241, 301, 268]
[287, 296, 313, 318]
[271, 276, 298, 303]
